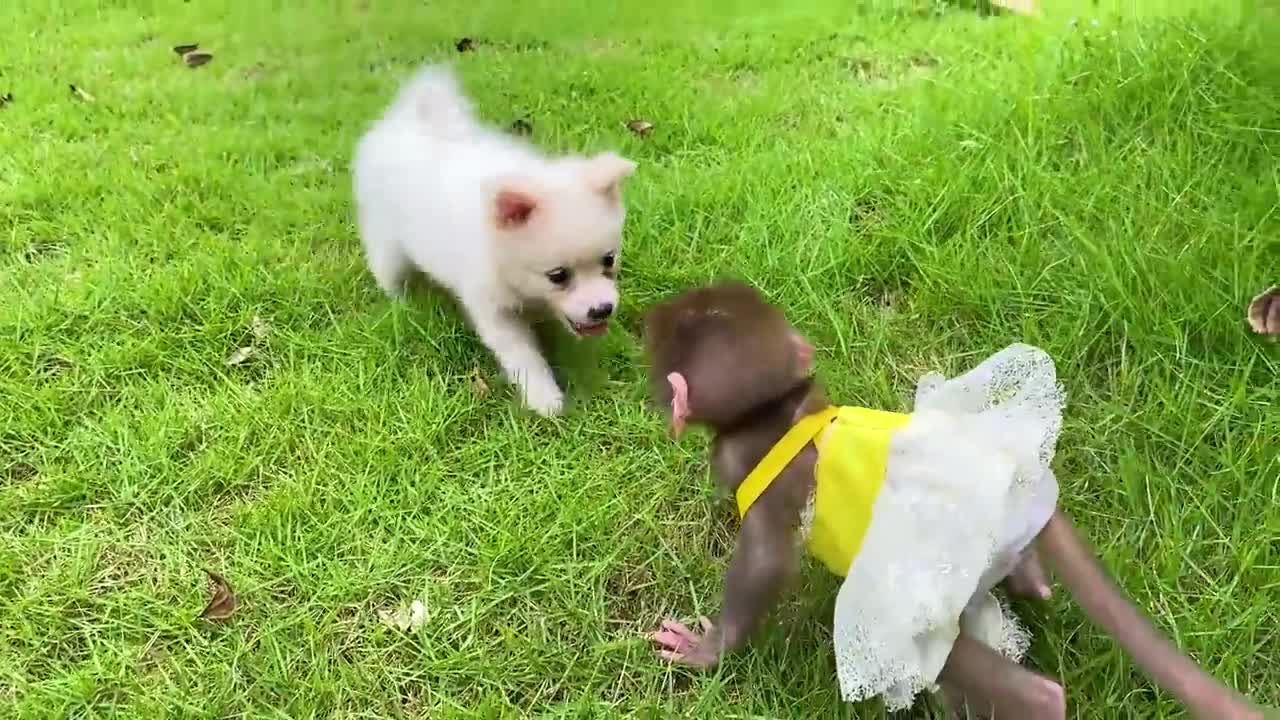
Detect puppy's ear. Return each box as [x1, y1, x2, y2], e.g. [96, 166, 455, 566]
[583, 152, 636, 204]
[493, 185, 539, 229]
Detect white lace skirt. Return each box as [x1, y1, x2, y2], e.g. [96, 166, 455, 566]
[829, 344, 1064, 711]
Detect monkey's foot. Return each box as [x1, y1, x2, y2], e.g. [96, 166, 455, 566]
[1005, 551, 1053, 600]
[1246, 286, 1279, 335]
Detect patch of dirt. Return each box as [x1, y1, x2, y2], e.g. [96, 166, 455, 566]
[2, 461, 37, 484]
[848, 194, 888, 229]
[89, 542, 154, 597]
[505, 676, 570, 711]
[603, 566, 656, 623]
[170, 426, 208, 462]
[583, 37, 626, 56]
[843, 55, 885, 82]
[702, 504, 738, 559]
[841, 52, 942, 89]
[34, 352, 73, 380]
[698, 69, 760, 99]
[23, 239, 67, 261]
[241, 62, 273, 81]
[871, 285, 905, 316]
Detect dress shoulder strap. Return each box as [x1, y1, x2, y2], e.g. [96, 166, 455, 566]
[736, 405, 840, 518]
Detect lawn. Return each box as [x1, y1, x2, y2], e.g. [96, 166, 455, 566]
[1, 0, 1277, 717]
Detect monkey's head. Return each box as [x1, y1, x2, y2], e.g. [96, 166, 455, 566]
[642, 281, 815, 438]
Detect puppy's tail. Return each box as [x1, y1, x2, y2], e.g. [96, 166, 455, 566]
[390, 63, 476, 138]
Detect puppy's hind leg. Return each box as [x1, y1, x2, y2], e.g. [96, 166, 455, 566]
[364, 238, 412, 298]
[465, 304, 564, 416]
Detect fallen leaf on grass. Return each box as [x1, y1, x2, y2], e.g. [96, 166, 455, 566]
[0, 92, 12, 109]
[173, 43, 199, 55]
[199, 570, 238, 621]
[250, 315, 272, 341]
[509, 118, 533, 136]
[470, 368, 491, 398]
[183, 50, 214, 68]
[225, 346, 255, 366]
[625, 119, 654, 137]
[69, 84, 95, 103]
[1246, 286, 1279, 335]
[455, 37, 476, 52]
[377, 599, 426, 631]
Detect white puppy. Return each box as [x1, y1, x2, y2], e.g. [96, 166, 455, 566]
[353, 64, 636, 416]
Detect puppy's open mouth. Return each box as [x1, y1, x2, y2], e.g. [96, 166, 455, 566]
[569, 319, 609, 337]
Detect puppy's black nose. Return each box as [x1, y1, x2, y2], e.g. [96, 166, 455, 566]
[587, 303, 614, 321]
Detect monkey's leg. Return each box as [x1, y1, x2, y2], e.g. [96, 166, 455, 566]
[1037, 511, 1264, 720]
[1004, 547, 1052, 600]
[937, 634, 1065, 719]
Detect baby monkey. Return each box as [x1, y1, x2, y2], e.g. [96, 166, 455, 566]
[642, 281, 1266, 719]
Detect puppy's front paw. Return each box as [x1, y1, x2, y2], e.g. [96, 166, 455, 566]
[521, 379, 564, 416]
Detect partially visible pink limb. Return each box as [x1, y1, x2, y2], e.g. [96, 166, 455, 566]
[650, 619, 700, 654]
[667, 372, 690, 439]
[790, 332, 814, 373]
[649, 616, 717, 666]
[938, 634, 1066, 719]
[1006, 547, 1053, 600]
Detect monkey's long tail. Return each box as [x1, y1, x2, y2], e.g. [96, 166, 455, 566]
[1039, 511, 1262, 718]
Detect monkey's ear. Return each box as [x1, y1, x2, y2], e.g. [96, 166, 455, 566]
[667, 372, 690, 439]
[791, 333, 814, 374]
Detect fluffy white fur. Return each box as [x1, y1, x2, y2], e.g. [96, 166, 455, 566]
[353, 64, 636, 416]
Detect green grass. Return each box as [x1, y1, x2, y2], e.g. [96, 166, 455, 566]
[1, 0, 1277, 717]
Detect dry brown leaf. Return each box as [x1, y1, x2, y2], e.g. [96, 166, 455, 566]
[199, 569, 238, 621]
[225, 346, 255, 366]
[250, 315, 272, 341]
[183, 50, 214, 68]
[625, 119, 654, 137]
[470, 368, 491, 398]
[173, 43, 199, 55]
[1246, 286, 1279, 335]
[69, 84, 95, 103]
[990, 0, 1039, 15]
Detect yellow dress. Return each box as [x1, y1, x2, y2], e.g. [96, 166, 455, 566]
[735, 344, 1064, 711]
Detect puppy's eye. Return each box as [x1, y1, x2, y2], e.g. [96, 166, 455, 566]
[545, 267, 572, 286]
[602, 252, 616, 269]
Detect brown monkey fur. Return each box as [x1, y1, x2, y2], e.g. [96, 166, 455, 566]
[642, 280, 1266, 719]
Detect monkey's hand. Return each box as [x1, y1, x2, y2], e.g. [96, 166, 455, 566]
[649, 616, 722, 668]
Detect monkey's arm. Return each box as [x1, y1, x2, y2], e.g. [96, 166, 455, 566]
[652, 491, 799, 668]
[714, 499, 799, 651]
